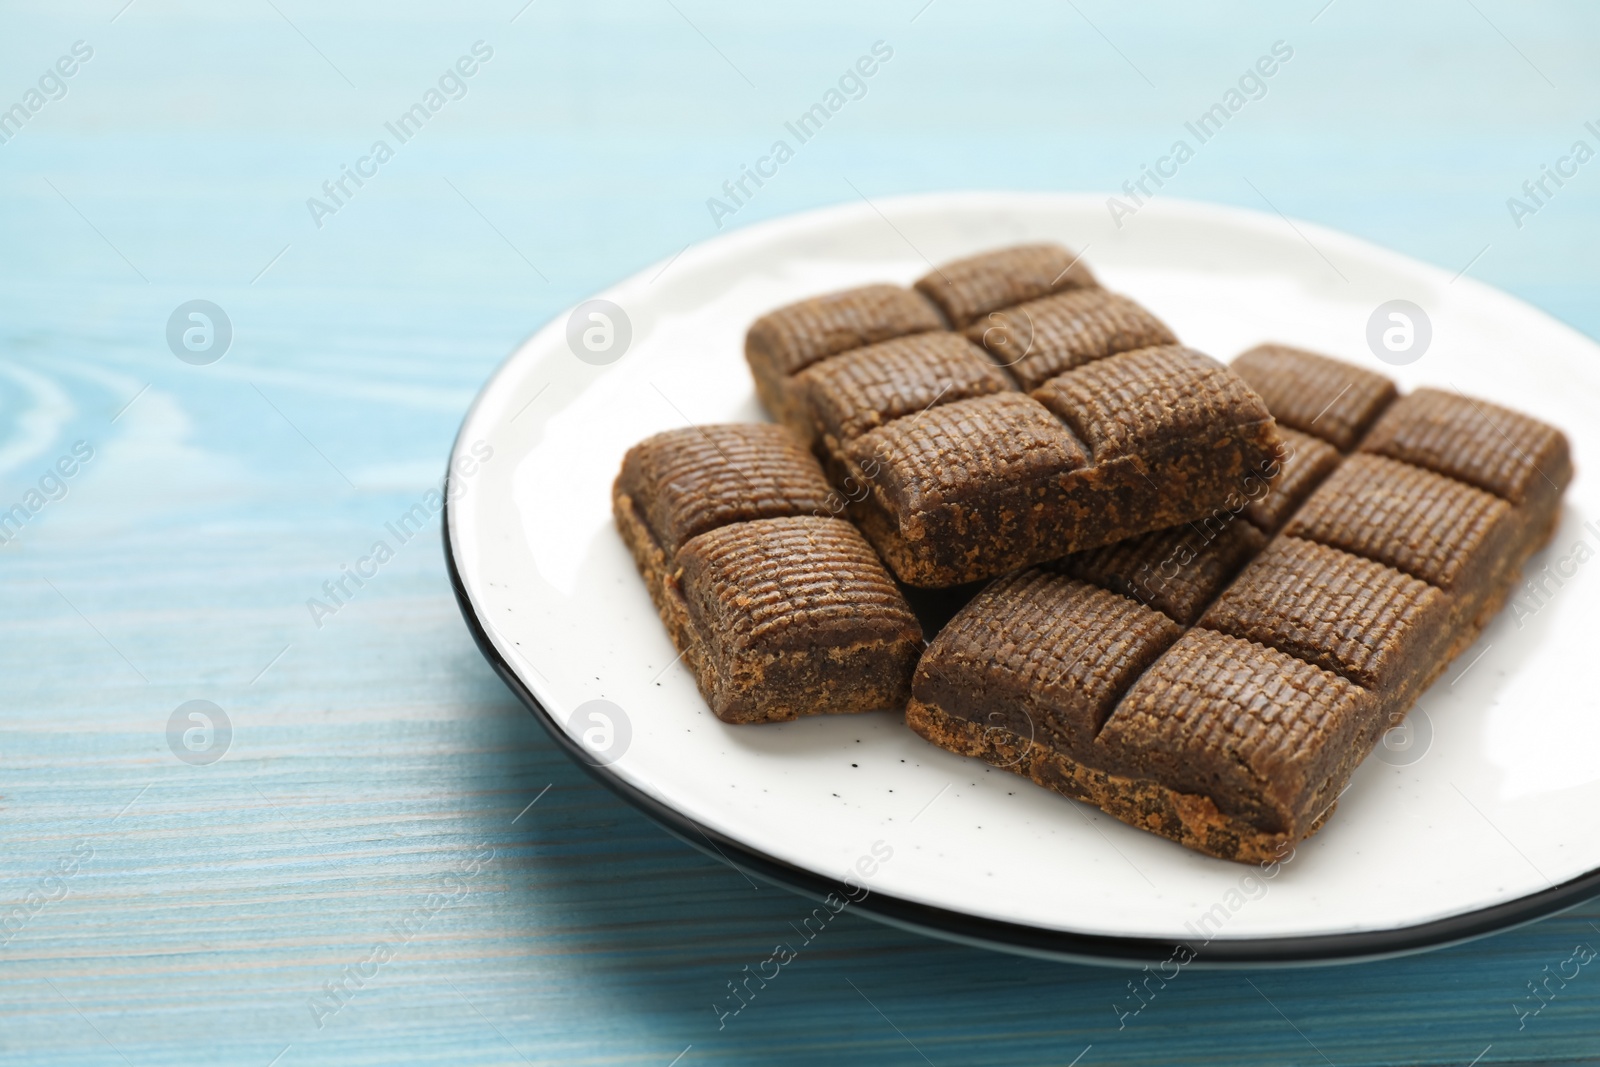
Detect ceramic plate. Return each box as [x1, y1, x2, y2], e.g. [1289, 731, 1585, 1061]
[445, 192, 1600, 966]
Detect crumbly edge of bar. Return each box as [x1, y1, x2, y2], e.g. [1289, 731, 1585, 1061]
[699, 636, 921, 724]
[611, 485, 732, 714]
[906, 574, 1522, 864]
[904, 698, 1327, 864]
[748, 346, 818, 444]
[845, 416, 1283, 587]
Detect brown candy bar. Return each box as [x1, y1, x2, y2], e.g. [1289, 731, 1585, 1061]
[907, 345, 1570, 861]
[745, 243, 1284, 587]
[614, 424, 923, 724]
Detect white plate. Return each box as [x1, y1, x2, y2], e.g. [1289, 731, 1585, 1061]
[446, 192, 1600, 965]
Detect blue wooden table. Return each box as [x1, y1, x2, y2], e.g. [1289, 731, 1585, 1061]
[4, 2, 1599, 1063]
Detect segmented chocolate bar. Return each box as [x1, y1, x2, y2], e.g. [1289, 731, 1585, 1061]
[745, 243, 1284, 586]
[614, 425, 923, 724]
[907, 345, 1570, 861]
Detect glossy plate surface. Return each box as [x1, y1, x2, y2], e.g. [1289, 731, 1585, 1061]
[446, 193, 1600, 964]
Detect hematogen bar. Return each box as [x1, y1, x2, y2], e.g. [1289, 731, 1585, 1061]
[744, 244, 1286, 587]
[905, 344, 1571, 862]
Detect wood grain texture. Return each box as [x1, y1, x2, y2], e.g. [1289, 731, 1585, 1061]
[3, 1, 1600, 1063]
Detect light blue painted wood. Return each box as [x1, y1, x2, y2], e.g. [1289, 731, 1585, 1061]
[3, 1, 1600, 1063]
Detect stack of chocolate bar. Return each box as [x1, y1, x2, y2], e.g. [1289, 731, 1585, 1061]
[613, 243, 1571, 862]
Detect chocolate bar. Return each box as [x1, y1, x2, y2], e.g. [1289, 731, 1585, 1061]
[745, 244, 1283, 586]
[614, 424, 923, 724]
[907, 345, 1570, 861]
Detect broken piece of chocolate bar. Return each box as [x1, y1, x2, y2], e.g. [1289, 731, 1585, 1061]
[907, 345, 1570, 861]
[745, 243, 1284, 586]
[614, 424, 923, 724]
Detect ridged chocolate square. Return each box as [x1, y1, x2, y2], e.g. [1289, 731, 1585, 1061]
[1060, 517, 1268, 626]
[1232, 343, 1396, 451]
[845, 393, 1092, 582]
[963, 288, 1177, 391]
[613, 424, 922, 724]
[1033, 346, 1272, 463]
[798, 332, 1013, 445]
[1360, 388, 1570, 506]
[1285, 454, 1511, 590]
[914, 243, 1097, 328]
[677, 517, 923, 723]
[1095, 629, 1372, 834]
[913, 571, 1181, 755]
[1200, 536, 1449, 691]
[745, 285, 944, 433]
[615, 424, 833, 557]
